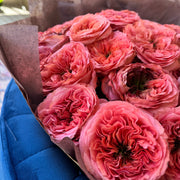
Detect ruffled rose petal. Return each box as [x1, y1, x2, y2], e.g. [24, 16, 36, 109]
[102, 63, 179, 110]
[79, 101, 169, 180]
[37, 84, 98, 143]
[97, 9, 140, 31]
[124, 20, 180, 71]
[156, 107, 180, 180]
[87, 31, 135, 74]
[165, 24, 180, 46]
[44, 20, 73, 35]
[41, 41, 97, 94]
[67, 13, 112, 45]
[38, 33, 69, 70]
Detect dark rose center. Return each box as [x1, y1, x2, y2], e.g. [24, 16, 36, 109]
[151, 40, 157, 48]
[126, 67, 154, 95]
[114, 143, 132, 165]
[150, 38, 157, 49]
[132, 56, 142, 63]
[172, 138, 180, 153]
[105, 51, 111, 58]
[60, 68, 72, 77]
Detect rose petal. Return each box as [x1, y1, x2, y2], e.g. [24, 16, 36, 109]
[79, 101, 169, 180]
[87, 31, 135, 74]
[37, 84, 99, 143]
[67, 13, 112, 45]
[97, 9, 141, 31]
[102, 63, 179, 110]
[41, 41, 97, 94]
[156, 107, 180, 180]
[124, 20, 180, 71]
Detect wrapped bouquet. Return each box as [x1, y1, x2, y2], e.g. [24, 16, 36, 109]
[0, 4, 180, 180]
[36, 9, 180, 180]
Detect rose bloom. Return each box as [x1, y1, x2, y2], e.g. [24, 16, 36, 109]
[79, 101, 169, 180]
[171, 70, 180, 106]
[87, 31, 135, 75]
[37, 84, 98, 143]
[171, 69, 180, 94]
[156, 107, 180, 180]
[38, 33, 69, 54]
[41, 41, 96, 94]
[97, 9, 140, 31]
[39, 20, 74, 36]
[67, 13, 112, 45]
[38, 33, 69, 71]
[165, 24, 180, 46]
[124, 20, 180, 71]
[102, 63, 179, 110]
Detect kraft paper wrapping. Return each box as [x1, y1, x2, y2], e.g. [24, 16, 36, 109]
[0, 25, 43, 112]
[0, 0, 180, 179]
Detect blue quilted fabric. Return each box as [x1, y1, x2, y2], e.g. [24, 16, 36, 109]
[0, 79, 88, 180]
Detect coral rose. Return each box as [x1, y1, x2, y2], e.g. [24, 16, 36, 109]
[124, 20, 180, 71]
[38, 33, 69, 70]
[67, 13, 112, 45]
[41, 41, 96, 94]
[43, 20, 73, 35]
[156, 107, 180, 180]
[87, 31, 135, 74]
[102, 63, 179, 110]
[165, 24, 180, 46]
[79, 101, 169, 180]
[97, 9, 140, 31]
[37, 84, 98, 143]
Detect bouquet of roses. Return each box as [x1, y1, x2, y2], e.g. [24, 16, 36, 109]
[37, 9, 180, 180]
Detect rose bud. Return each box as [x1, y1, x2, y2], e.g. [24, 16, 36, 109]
[37, 84, 98, 144]
[67, 13, 112, 45]
[102, 63, 179, 111]
[156, 107, 180, 180]
[97, 9, 140, 31]
[87, 31, 135, 75]
[124, 20, 180, 71]
[79, 101, 169, 180]
[41, 41, 97, 95]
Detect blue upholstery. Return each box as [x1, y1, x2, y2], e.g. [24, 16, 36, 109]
[0, 79, 88, 180]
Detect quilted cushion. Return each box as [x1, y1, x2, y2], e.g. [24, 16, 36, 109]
[0, 79, 87, 180]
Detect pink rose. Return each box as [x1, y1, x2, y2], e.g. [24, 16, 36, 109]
[67, 14, 112, 45]
[37, 84, 98, 143]
[39, 46, 52, 71]
[165, 24, 180, 46]
[97, 9, 140, 31]
[102, 63, 179, 110]
[156, 107, 180, 180]
[124, 20, 180, 71]
[165, 24, 180, 34]
[41, 41, 97, 94]
[79, 101, 169, 180]
[38, 33, 69, 54]
[87, 31, 135, 74]
[41, 20, 73, 36]
[38, 33, 69, 70]
[171, 70, 180, 106]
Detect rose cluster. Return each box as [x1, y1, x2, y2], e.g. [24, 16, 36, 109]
[37, 9, 180, 180]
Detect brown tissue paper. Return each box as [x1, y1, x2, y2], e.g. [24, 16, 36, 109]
[0, 0, 180, 179]
[0, 25, 43, 112]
